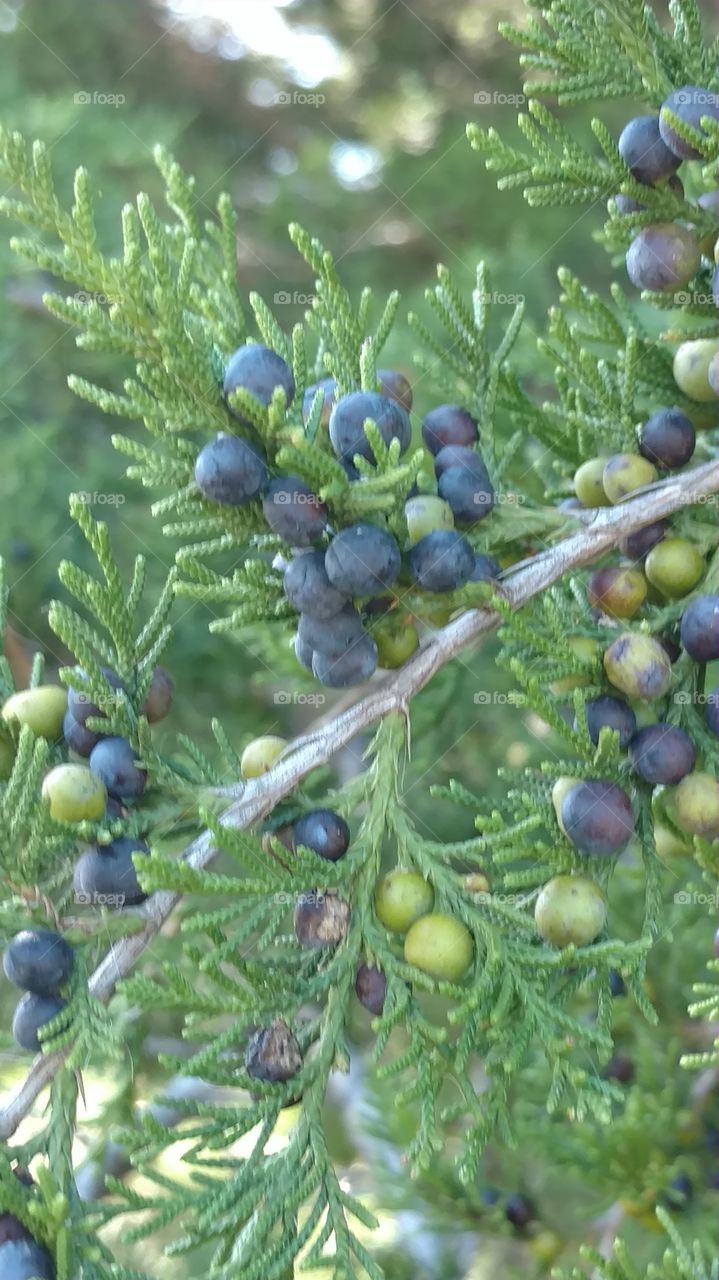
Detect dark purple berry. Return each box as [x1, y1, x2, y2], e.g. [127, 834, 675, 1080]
[0, 1240, 55, 1279]
[561, 780, 635, 856]
[12, 993, 66, 1052]
[294, 890, 351, 947]
[223, 343, 295, 424]
[615, 193, 647, 215]
[421, 405, 479, 456]
[67, 667, 124, 728]
[665, 1173, 693, 1208]
[292, 809, 350, 861]
[609, 969, 626, 997]
[284, 551, 349, 619]
[433, 444, 482, 477]
[303, 376, 335, 426]
[660, 86, 719, 160]
[629, 723, 697, 785]
[63, 710, 104, 758]
[408, 530, 474, 593]
[618, 115, 681, 184]
[605, 1053, 635, 1084]
[297, 604, 366, 658]
[194, 433, 268, 505]
[73, 837, 149, 908]
[312, 636, 378, 687]
[329, 391, 411, 463]
[4, 929, 74, 997]
[639, 408, 695, 469]
[505, 1194, 536, 1230]
[355, 964, 386, 1014]
[620, 520, 668, 562]
[89, 737, 146, 800]
[293, 632, 315, 672]
[324, 524, 401, 597]
[469, 553, 501, 581]
[142, 667, 174, 724]
[680, 594, 719, 661]
[626, 223, 700, 292]
[438, 458, 495, 525]
[582, 696, 637, 749]
[245, 1020, 302, 1083]
[262, 476, 328, 547]
[0, 1215, 30, 1246]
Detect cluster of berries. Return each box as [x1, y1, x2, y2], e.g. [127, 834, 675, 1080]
[528, 595, 719, 956]
[1, 665, 173, 1050]
[194, 343, 499, 688]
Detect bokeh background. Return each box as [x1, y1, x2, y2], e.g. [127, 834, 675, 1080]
[1, 2, 719, 1276]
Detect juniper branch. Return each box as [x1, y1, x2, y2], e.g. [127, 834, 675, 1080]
[2, 455, 718, 1141]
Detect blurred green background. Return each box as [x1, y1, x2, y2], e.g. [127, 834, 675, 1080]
[2, 2, 719, 1276]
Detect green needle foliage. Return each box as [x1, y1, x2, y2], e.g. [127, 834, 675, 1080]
[3, 0, 719, 1276]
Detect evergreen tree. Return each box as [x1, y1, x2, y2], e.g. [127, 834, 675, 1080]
[2, 1, 719, 1277]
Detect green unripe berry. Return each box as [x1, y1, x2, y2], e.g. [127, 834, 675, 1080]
[534, 875, 607, 948]
[587, 566, 647, 619]
[530, 1230, 563, 1268]
[644, 537, 704, 599]
[2, 686, 68, 741]
[41, 763, 107, 823]
[573, 458, 611, 507]
[603, 632, 672, 701]
[404, 912, 474, 980]
[375, 621, 420, 668]
[673, 339, 719, 403]
[672, 771, 719, 838]
[240, 736, 287, 779]
[654, 821, 692, 858]
[552, 777, 577, 835]
[550, 635, 599, 694]
[375, 870, 434, 934]
[602, 454, 658, 504]
[404, 495, 454, 545]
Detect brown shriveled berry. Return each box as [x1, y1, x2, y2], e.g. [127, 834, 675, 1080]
[355, 964, 387, 1015]
[245, 1019, 302, 1083]
[294, 890, 351, 947]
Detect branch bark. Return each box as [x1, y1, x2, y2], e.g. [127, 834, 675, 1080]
[2, 458, 718, 1140]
